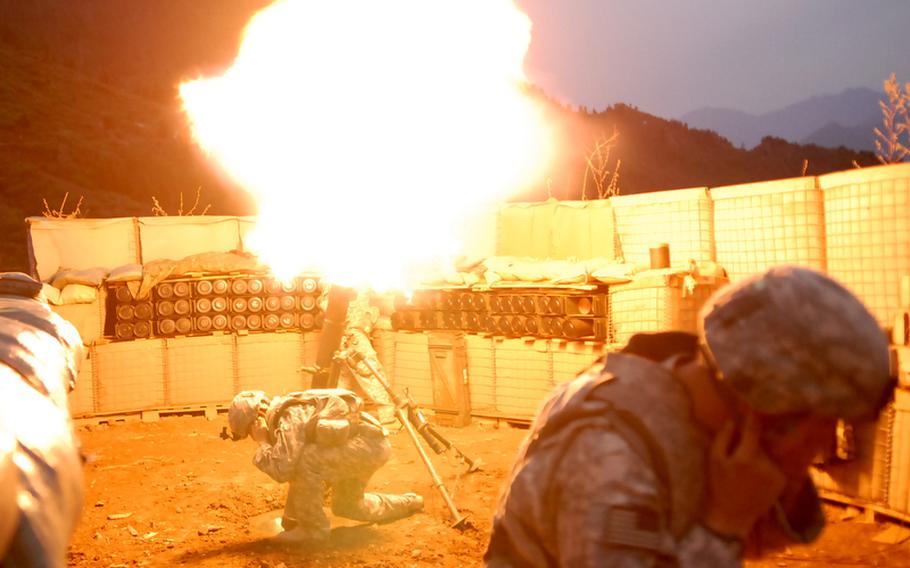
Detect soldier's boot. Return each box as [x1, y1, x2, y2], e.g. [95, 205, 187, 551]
[332, 492, 423, 524]
[272, 525, 330, 545]
[371, 492, 424, 524]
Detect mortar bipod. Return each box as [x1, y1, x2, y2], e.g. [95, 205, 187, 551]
[336, 349, 471, 529]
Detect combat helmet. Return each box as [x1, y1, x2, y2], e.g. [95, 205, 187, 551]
[228, 390, 267, 440]
[699, 266, 892, 420]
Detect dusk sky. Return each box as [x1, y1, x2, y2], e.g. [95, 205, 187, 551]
[513, 0, 910, 118]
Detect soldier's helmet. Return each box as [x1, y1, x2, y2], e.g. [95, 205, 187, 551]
[228, 390, 267, 440]
[699, 266, 893, 420]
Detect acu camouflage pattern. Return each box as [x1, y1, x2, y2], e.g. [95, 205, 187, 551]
[253, 392, 417, 540]
[486, 352, 743, 567]
[227, 390, 266, 440]
[700, 266, 891, 420]
[0, 275, 85, 567]
[339, 291, 395, 423]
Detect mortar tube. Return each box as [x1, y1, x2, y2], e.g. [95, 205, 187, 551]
[311, 284, 357, 389]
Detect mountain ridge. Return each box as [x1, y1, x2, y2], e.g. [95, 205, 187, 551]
[0, 0, 880, 272]
[680, 87, 883, 150]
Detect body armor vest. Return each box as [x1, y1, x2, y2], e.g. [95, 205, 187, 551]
[266, 388, 382, 445]
[494, 351, 707, 560]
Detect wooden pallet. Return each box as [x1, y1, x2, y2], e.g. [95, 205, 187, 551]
[819, 489, 910, 525]
[74, 404, 228, 426]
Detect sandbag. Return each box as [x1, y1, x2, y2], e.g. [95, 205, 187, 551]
[107, 264, 143, 283]
[59, 284, 98, 305]
[41, 284, 62, 306]
[50, 267, 106, 289]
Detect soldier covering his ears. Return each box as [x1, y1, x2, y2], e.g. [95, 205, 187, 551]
[486, 266, 895, 567]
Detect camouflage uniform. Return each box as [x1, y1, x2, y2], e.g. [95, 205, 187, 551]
[252, 389, 418, 540]
[338, 291, 395, 424]
[0, 274, 85, 567]
[486, 349, 824, 567]
[488, 266, 893, 568]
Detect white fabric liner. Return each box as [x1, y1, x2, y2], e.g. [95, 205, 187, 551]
[237, 216, 258, 253]
[457, 206, 498, 262]
[818, 162, 910, 189]
[27, 217, 138, 282]
[138, 216, 242, 263]
[709, 176, 817, 199]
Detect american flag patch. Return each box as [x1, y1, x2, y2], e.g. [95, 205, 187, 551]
[602, 505, 662, 551]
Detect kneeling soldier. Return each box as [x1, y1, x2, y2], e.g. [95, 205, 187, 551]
[228, 388, 423, 543]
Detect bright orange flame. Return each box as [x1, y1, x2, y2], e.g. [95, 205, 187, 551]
[180, 0, 551, 290]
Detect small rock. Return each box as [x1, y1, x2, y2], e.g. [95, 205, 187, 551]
[107, 513, 132, 520]
[93, 532, 104, 540]
[276, 563, 288, 568]
[411, 549, 422, 558]
[109, 564, 128, 568]
[127, 525, 139, 537]
[143, 532, 157, 539]
[94, 501, 105, 508]
[175, 507, 183, 514]
[197, 525, 223, 536]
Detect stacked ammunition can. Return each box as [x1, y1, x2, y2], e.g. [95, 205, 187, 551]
[107, 275, 324, 341]
[391, 289, 610, 342]
[111, 285, 155, 341]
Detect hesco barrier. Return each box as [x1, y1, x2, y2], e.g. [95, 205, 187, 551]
[44, 161, 910, 522]
[711, 176, 826, 281]
[377, 330, 603, 421]
[66, 331, 321, 418]
[495, 199, 617, 261]
[608, 272, 726, 345]
[611, 187, 715, 268]
[820, 163, 910, 328]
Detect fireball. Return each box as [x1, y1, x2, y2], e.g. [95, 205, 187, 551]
[180, 0, 552, 290]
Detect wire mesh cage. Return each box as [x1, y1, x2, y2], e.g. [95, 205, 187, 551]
[608, 273, 726, 345]
[612, 187, 714, 268]
[712, 176, 825, 281]
[821, 164, 910, 327]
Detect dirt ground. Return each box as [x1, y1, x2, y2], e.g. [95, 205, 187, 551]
[67, 414, 910, 568]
